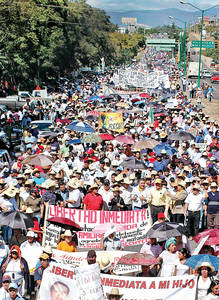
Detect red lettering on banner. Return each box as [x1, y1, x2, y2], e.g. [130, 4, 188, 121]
[69, 209, 76, 221]
[121, 212, 127, 224]
[90, 211, 97, 223]
[104, 278, 113, 287]
[125, 280, 129, 288]
[83, 210, 90, 223]
[135, 281, 141, 289]
[62, 269, 67, 277]
[113, 279, 119, 287]
[55, 267, 61, 275]
[119, 280, 126, 288]
[49, 206, 55, 216]
[140, 281, 146, 289]
[149, 281, 155, 289]
[172, 280, 183, 288]
[182, 279, 188, 288]
[129, 211, 135, 223]
[141, 209, 146, 221]
[188, 279, 195, 289]
[67, 271, 74, 279]
[159, 281, 169, 289]
[129, 281, 135, 289]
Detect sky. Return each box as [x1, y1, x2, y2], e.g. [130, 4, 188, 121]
[87, 0, 219, 11]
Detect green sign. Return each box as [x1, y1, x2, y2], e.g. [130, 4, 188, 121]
[191, 40, 215, 48]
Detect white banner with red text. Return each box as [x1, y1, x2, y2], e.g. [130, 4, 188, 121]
[101, 274, 197, 300]
[44, 205, 151, 249]
[52, 249, 140, 274]
[38, 262, 104, 300]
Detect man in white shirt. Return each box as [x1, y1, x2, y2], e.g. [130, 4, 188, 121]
[120, 177, 133, 210]
[184, 184, 204, 240]
[131, 179, 148, 210]
[98, 179, 113, 210]
[66, 181, 81, 208]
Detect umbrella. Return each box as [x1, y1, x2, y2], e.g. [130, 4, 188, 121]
[185, 254, 219, 271]
[47, 217, 82, 231]
[0, 211, 34, 230]
[134, 100, 146, 106]
[66, 139, 82, 145]
[146, 222, 184, 241]
[139, 93, 151, 98]
[82, 134, 102, 144]
[86, 111, 100, 117]
[40, 132, 58, 138]
[134, 139, 159, 150]
[92, 223, 125, 234]
[117, 253, 159, 266]
[168, 131, 195, 141]
[22, 154, 54, 167]
[99, 133, 114, 141]
[115, 102, 129, 108]
[88, 95, 103, 102]
[154, 143, 176, 156]
[86, 115, 98, 121]
[66, 121, 95, 133]
[193, 229, 219, 246]
[115, 135, 135, 145]
[120, 158, 147, 170]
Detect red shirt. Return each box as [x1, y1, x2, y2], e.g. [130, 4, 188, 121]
[83, 193, 103, 210]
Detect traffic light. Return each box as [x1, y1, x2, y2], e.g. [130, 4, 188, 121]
[215, 41, 218, 49]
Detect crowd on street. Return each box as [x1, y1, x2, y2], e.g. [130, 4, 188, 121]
[0, 47, 218, 300]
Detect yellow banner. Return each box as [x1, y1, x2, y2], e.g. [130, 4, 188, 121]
[99, 112, 124, 133]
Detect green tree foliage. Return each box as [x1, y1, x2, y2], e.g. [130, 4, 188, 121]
[109, 32, 145, 64]
[0, 0, 117, 88]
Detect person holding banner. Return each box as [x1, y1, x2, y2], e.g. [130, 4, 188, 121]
[101, 228, 123, 251]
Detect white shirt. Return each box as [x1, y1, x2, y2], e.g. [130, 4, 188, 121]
[131, 186, 148, 209]
[185, 192, 204, 211]
[98, 187, 113, 210]
[197, 277, 212, 300]
[159, 250, 179, 277]
[68, 189, 81, 208]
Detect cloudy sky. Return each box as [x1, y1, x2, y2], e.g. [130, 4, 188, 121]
[87, 0, 219, 11]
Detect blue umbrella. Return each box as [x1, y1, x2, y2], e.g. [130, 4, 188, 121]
[154, 143, 176, 156]
[66, 139, 82, 145]
[88, 95, 103, 102]
[66, 121, 95, 133]
[134, 101, 145, 105]
[185, 254, 219, 271]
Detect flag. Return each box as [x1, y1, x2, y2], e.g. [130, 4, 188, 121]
[148, 105, 154, 125]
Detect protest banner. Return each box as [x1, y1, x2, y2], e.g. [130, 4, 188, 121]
[39, 262, 104, 300]
[101, 274, 197, 300]
[99, 112, 124, 133]
[52, 250, 140, 274]
[44, 206, 151, 249]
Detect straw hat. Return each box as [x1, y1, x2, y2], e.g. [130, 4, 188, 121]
[113, 187, 120, 192]
[3, 189, 16, 198]
[89, 184, 99, 191]
[68, 180, 79, 189]
[155, 178, 162, 184]
[106, 288, 123, 298]
[210, 182, 217, 188]
[63, 230, 73, 237]
[193, 184, 201, 190]
[46, 181, 57, 189]
[26, 208, 34, 214]
[123, 178, 132, 185]
[0, 179, 5, 185]
[129, 174, 135, 180]
[33, 168, 40, 175]
[178, 181, 186, 189]
[160, 132, 167, 139]
[196, 262, 215, 272]
[42, 245, 52, 255]
[115, 174, 123, 182]
[97, 252, 113, 271]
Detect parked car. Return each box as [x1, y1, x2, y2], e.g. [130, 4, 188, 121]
[0, 149, 13, 167]
[210, 61, 216, 67]
[211, 73, 219, 83]
[202, 71, 212, 78]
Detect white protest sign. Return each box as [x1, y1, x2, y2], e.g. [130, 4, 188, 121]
[45, 206, 151, 249]
[74, 263, 104, 300]
[52, 250, 140, 274]
[101, 274, 197, 300]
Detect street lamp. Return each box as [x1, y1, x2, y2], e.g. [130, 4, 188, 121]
[169, 16, 187, 76]
[179, 1, 219, 87]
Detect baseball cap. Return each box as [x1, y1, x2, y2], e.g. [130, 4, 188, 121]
[2, 275, 11, 283]
[158, 212, 165, 219]
[27, 231, 35, 238]
[8, 283, 18, 290]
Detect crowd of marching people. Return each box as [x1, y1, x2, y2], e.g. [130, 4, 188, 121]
[0, 48, 218, 300]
